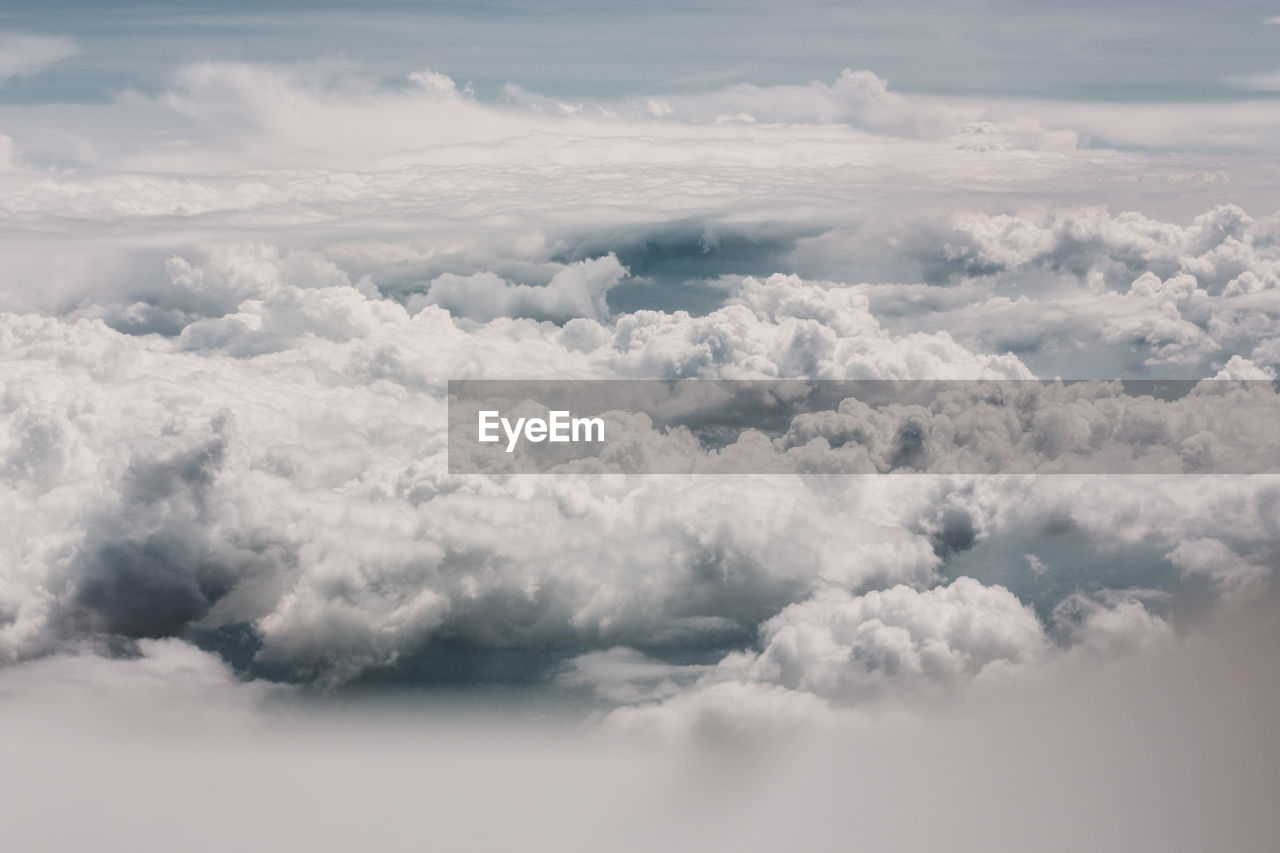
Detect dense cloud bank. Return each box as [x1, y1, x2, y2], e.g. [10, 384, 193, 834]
[0, 60, 1277, 740]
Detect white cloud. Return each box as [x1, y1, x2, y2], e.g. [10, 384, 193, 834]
[711, 578, 1051, 701]
[1227, 71, 1280, 92]
[416, 254, 626, 323]
[925, 92, 1280, 152]
[0, 60, 1276, 737]
[0, 32, 76, 84]
[3, 231, 1277, 680]
[603, 580, 1194, 741]
[1168, 537, 1271, 604]
[0, 638, 274, 720]
[559, 647, 710, 703]
[1053, 592, 1176, 658]
[1, 28, 1280, 852]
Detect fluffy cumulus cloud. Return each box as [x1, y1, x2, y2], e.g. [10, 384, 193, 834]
[860, 205, 1280, 377]
[603, 574, 1190, 740]
[416, 254, 626, 323]
[0, 57, 1277, 749]
[713, 578, 1051, 699]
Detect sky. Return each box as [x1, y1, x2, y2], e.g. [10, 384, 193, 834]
[3, 1, 1280, 103]
[1, 3, 1279, 851]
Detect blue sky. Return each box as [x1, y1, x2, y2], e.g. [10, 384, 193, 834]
[3, 0, 1280, 103]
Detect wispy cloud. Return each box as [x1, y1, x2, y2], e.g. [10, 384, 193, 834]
[0, 32, 77, 84]
[1227, 70, 1280, 92]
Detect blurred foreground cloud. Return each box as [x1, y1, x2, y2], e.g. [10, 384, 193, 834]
[1, 597, 1278, 852]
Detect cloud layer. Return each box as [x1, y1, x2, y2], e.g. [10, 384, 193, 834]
[0, 59, 1276, 750]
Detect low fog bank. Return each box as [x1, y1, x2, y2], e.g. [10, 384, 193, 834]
[2, 594, 1277, 853]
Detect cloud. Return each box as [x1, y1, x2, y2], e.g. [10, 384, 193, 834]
[0, 60, 1276, 731]
[710, 578, 1051, 701]
[0, 637, 275, 722]
[1051, 591, 1176, 658]
[881, 205, 1280, 376]
[3, 603, 1279, 852]
[603, 579, 1193, 742]
[6, 304, 969, 677]
[928, 93, 1280, 152]
[0, 29, 1279, 852]
[907, 205, 1273, 291]
[415, 254, 626, 323]
[559, 647, 709, 703]
[1167, 537, 1271, 604]
[0, 32, 76, 84]
[3, 237, 1277, 684]
[1227, 71, 1280, 92]
[1, 62, 1273, 381]
[59, 411, 292, 641]
[505, 69, 984, 142]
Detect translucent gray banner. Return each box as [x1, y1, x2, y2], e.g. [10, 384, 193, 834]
[447, 380, 1280, 475]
